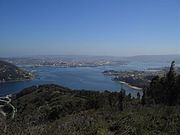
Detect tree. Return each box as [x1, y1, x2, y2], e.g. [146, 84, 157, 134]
[175, 75, 180, 104]
[128, 93, 132, 100]
[145, 61, 179, 105]
[108, 93, 113, 109]
[149, 75, 161, 103]
[117, 91, 124, 111]
[166, 61, 176, 105]
[141, 90, 146, 105]
[137, 92, 140, 100]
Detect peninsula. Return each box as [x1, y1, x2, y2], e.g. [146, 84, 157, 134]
[0, 60, 34, 83]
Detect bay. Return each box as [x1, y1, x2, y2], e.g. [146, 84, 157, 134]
[1, 61, 177, 97]
[0, 65, 141, 96]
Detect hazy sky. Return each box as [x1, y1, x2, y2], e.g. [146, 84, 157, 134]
[0, 0, 179, 57]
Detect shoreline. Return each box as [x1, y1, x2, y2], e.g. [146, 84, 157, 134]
[0, 77, 35, 84]
[118, 81, 142, 90]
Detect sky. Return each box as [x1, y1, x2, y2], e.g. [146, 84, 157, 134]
[0, 0, 179, 57]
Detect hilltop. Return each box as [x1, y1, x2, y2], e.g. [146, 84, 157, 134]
[0, 84, 178, 135]
[0, 60, 34, 83]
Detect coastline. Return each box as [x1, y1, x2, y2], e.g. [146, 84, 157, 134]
[0, 76, 35, 84]
[118, 81, 142, 91]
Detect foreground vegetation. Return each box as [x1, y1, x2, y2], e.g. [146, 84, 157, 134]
[143, 61, 180, 105]
[0, 61, 180, 135]
[0, 85, 178, 135]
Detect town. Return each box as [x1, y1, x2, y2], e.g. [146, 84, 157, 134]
[103, 67, 180, 88]
[1, 56, 126, 68]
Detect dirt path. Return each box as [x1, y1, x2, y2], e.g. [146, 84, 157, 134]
[0, 95, 17, 119]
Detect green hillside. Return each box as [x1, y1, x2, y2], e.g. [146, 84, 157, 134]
[0, 84, 178, 135]
[0, 60, 33, 83]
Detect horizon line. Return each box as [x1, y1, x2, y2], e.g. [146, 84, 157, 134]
[0, 53, 180, 58]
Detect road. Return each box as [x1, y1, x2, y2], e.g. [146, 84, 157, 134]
[0, 95, 17, 119]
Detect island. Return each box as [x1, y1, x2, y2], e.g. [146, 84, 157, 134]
[0, 60, 34, 83]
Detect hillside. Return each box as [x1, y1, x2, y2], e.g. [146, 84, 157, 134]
[0, 84, 179, 135]
[126, 54, 180, 64]
[0, 60, 33, 83]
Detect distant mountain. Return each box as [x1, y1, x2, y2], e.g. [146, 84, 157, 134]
[0, 60, 33, 83]
[1, 54, 180, 67]
[126, 54, 180, 63]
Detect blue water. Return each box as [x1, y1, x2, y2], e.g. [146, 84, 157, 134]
[1, 61, 178, 97]
[0, 65, 141, 96]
